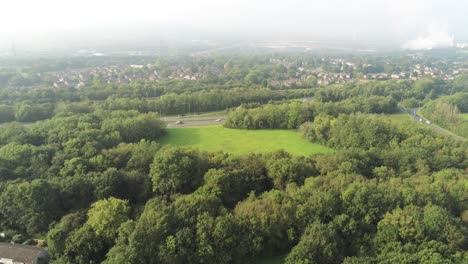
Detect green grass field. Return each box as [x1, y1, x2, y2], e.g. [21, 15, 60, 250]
[461, 113, 468, 121]
[160, 126, 333, 156]
[382, 112, 412, 122]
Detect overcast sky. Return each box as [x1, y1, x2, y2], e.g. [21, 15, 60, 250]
[1, 0, 466, 50]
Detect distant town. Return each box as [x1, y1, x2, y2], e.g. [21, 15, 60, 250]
[14, 50, 464, 90]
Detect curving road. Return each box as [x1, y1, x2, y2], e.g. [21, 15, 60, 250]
[398, 106, 465, 140]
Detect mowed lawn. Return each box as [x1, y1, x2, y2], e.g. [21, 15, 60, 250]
[160, 126, 333, 156]
[383, 112, 412, 122]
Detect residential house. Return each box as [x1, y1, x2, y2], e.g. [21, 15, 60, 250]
[0, 243, 48, 264]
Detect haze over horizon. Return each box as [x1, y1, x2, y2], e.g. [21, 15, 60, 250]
[1, 0, 467, 53]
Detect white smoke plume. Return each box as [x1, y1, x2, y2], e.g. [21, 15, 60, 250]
[403, 25, 454, 50]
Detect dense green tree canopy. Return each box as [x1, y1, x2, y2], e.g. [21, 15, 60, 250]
[0, 54, 466, 264]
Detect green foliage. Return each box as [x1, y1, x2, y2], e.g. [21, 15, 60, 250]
[124, 198, 175, 264]
[285, 221, 344, 264]
[265, 151, 317, 189]
[328, 114, 405, 149]
[0, 142, 35, 178]
[0, 104, 15, 122]
[87, 197, 130, 241]
[0, 180, 63, 233]
[440, 93, 468, 112]
[150, 146, 210, 195]
[102, 220, 136, 264]
[14, 103, 54, 122]
[62, 224, 106, 264]
[101, 111, 166, 142]
[47, 212, 86, 259]
[298, 114, 333, 144]
[224, 95, 397, 131]
[234, 190, 298, 255]
[401, 97, 419, 108]
[375, 205, 466, 249]
[224, 102, 315, 129]
[0, 55, 467, 264]
[423, 101, 461, 124]
[11, 234, 25, 244]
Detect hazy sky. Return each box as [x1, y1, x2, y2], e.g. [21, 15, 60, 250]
[1, 0, 467, 50]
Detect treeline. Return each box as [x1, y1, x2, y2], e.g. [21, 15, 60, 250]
[2, 72, 465, 110]
[0, 103, 54, 122]
[224, 96, 397, 129]
[0, 86, 313, 123]
[102, 88, 312, 115]
[299, 113, 467, 174]
[0, 73, 465, 124]
[317, 95, 398, 115]
[315, 77, 467, 103]
[441, 92, 468, 112]
[0, 110, 165, 180]
[224, 78, 463, 131]
[0, 76, 302, 106]
[224, 102, 315, 129]
[0, 79, 251, 105]
[1, 77, 453, 106]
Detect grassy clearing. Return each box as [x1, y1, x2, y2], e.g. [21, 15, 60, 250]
[460, 113, 468, 121]
[160, 126, 333, 156]
[382, 112, 412, 122]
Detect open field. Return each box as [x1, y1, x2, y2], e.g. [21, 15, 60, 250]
[160, 126, 333, 156]
[382, 112, 413, 122]
[461, 113, 468, 121]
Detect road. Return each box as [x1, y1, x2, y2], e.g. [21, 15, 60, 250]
[399, 106, 465, 140]
[164, 116, 226, 128]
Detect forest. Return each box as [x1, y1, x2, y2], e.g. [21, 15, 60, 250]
[0, 55, 466, 264]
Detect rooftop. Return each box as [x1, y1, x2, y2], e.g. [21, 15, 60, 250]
[0, 242, 47, 264]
